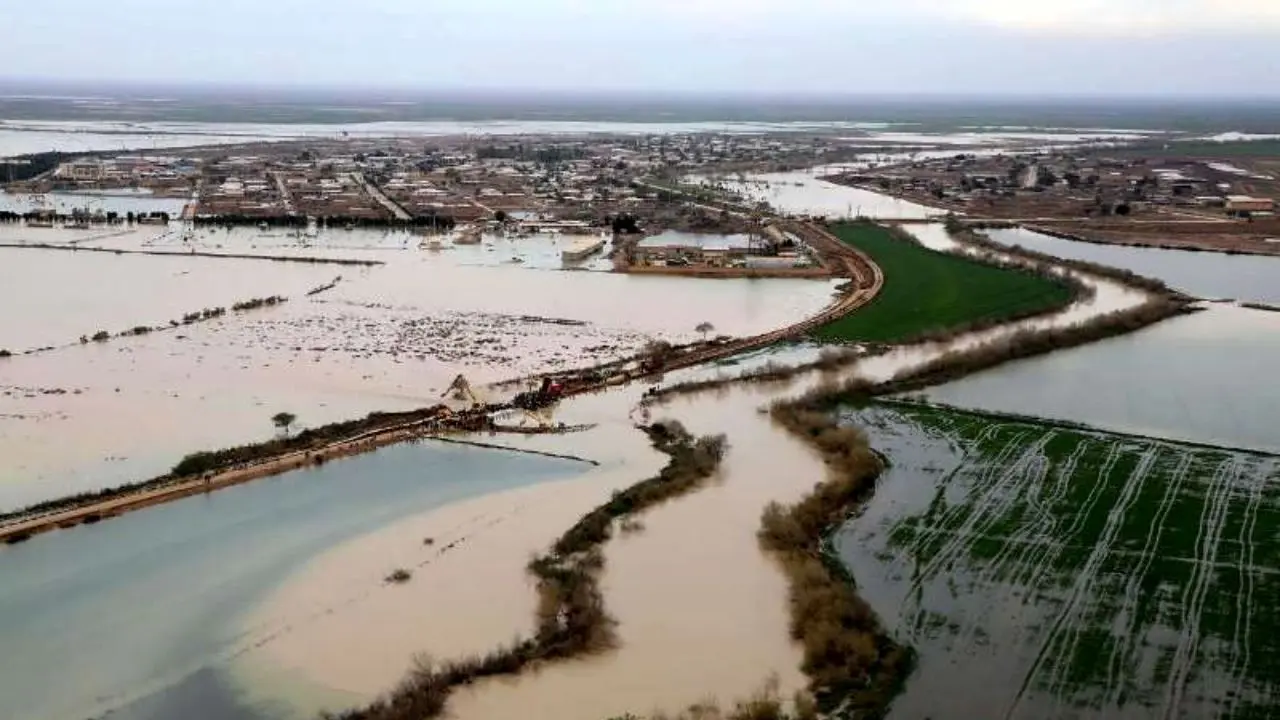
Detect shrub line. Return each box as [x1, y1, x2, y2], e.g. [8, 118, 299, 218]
[760, 403, 915, 717]
[322, 421, 729, 720]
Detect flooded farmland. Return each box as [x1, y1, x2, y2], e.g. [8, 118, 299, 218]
[835, 402, 1280, 720]
[0, 225, 838, 511]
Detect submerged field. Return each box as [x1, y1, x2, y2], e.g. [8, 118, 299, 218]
[816, 223, 1075, 342]
[836, 402, 1280, 719]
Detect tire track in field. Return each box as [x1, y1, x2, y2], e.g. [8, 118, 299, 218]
[903, 426, 1039, 639]
[1011, 436, 1125, 608]
[946, 429, 1058, 652]
[1102, 447, 1194, 713]
[898, 421, 1024, 573]
[908, 421, 1020, 555]
[1041, 444, 1160, 717]
[1008, 438, 1092, 602]
[1225, 457, 1270, 717]
[957, 428, 1057, 590]
[1003, 439, 1146, 720]
[1162, 455, 1240, 720]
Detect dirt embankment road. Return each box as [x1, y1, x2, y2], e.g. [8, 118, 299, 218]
[0, 222, 881, 545]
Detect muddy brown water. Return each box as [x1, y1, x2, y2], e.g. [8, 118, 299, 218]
[225, 252, 1144, 719]
[0, 226, 838, 512]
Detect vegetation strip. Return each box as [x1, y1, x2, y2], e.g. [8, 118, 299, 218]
[640, 347, 865, 406]
[743, 296, 1195, 715]
[323, 421, 728, 720]
[816, 221, 1079, 343]
[760, 402, 915, 716]
[0, 242, 383, 266]
[1242, 302, 1280, 313]
[0, 404, 492, 534]
[949, 219, 1177, 294]
[6, 295, 292, 358]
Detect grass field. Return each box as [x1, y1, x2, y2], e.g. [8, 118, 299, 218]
[815, 223, 1075, 343]
[835, 402, 1280, 720]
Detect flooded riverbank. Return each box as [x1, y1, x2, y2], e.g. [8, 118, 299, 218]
[691, 170, 939, 219]
[924, 305, 1280, 454]
[0, 440, 587, 720]
[987, 227, 1280, 305]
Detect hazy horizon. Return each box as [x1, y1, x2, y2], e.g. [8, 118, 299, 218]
[2, 1, 1279, 96]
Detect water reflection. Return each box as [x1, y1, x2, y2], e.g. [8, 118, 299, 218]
[925, 305, 1280, 453]
[987, 228, 1280, 305]
[0, 441, 585, 720]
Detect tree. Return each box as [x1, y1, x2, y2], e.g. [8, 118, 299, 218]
[494, 209, 509, 223]
[272, 412, 297, 437]
[695, 322, 715, 340]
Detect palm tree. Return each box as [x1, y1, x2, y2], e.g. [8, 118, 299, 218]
[695, 322, 715, 341]
[272, 412, 297, 438]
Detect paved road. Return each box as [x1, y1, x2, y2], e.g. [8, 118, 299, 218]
[352, 172, 412, 221]
[271, 171, 295, 214]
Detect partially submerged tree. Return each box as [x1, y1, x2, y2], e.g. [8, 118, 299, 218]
[271, 412, 297, 438]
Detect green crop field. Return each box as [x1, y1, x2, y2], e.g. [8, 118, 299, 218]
[836, 402, 1280, 720]
[816, 223, 1075, 343]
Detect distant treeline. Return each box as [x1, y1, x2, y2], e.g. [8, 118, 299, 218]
[0, 151, 69, 183]
[0, 210, 171, 224]
[191, 213, 456, 230]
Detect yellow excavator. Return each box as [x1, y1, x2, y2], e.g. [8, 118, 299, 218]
[442, 373, 484, 408]
[443, 374, 556, 429]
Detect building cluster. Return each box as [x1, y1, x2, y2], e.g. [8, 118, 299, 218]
[45, 156, 197, 197]
[630, 225, 818, 272]
[850, 152, 1277, 220]
[6, 132, 850, 231]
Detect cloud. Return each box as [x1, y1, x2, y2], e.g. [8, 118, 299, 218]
[906, 0, 1280, 34]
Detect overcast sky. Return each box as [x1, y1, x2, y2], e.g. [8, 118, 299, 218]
[3, 0, 1278, 95]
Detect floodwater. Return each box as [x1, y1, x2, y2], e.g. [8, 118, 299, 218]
[986, 227, 1280, 305]
[834, 403, 1280, 719]
[238, 364, 813, 720]
[226, 231, 1150, 720]
[0, 190, 188, 216]
[0, 225, 839, 512]
[0, 246, 337, 352]
[0, 439, 587, 720]
[925, 305, 1280, 454]
[694, 170, 940, 219]
[0, 120, 1129, 160]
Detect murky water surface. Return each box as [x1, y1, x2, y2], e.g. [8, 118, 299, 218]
[689, 169, 940, 219]
[0, 441, 586, 720]
[987, 228, 1280, 305]
[925, 306, 1280, 454]
[0, 225, 837, 510]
